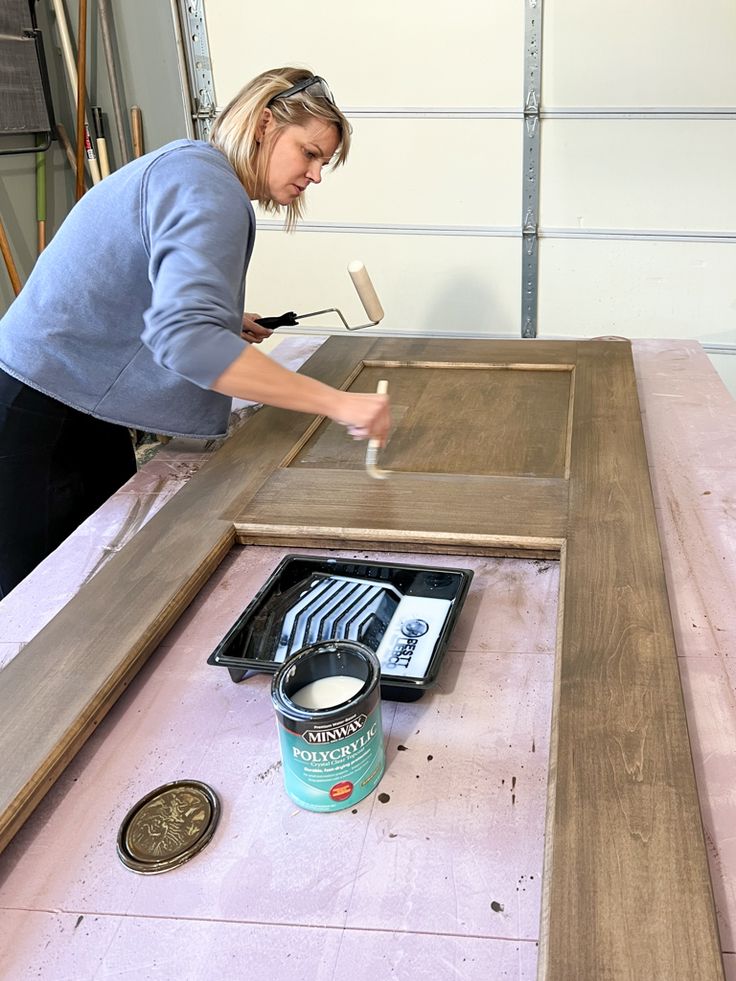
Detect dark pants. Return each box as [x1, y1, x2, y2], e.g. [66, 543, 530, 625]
[0, 368, 137, 598]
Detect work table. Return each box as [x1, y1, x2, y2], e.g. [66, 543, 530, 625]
[0, 338, 734, 980]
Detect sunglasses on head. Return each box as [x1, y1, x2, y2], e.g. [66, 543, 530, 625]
[266, 75, 335, 108]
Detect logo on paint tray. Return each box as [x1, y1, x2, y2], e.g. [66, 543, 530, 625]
[400, 618, 429, 638]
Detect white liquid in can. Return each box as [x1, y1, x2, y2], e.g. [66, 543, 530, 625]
[290, 675, 365, 710]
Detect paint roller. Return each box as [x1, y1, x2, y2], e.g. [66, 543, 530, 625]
[256, 260, 384, 331]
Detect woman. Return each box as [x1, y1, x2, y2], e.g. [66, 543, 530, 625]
[0, 67, 390, 598]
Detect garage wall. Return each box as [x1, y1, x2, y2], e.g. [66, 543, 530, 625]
[1, 3, 734, 386]
[205, 0, 525, 337]
[540, 0, 735, 345]
[204, 0, 736, 359]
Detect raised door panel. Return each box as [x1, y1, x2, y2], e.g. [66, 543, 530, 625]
[290, 363, 574, 477]
[235, 350, 575, 550]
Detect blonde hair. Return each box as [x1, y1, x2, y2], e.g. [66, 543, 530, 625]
[209, 67, 352, 230]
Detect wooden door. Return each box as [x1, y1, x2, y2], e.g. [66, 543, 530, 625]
[232, 336, 724, 979]
[0, 337, 723, 979]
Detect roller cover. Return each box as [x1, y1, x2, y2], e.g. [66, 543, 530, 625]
[348, 260, 384, 323]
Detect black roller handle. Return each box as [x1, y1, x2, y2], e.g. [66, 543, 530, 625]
[254, 311, 299, 329]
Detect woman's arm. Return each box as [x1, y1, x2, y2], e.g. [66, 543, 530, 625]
[211, 343, 391, 444]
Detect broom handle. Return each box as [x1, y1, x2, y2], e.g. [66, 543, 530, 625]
[75, 0, 88, 200]
[0, 218, 22, 296]
[131, 106, 144, 158]
[51, 0, 99, 187]
[98, 0, 130, 164]
[36, 136, 46, 253]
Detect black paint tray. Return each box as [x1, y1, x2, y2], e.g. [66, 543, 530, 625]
[207, 555, 473, 701]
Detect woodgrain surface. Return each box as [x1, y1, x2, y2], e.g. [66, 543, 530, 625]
[0, 337, 376, 852]
[539, 342, 723, 979]
[235, 471, 568, 551]
[0, 336, 723, 980]
[292, 364, 573, 477]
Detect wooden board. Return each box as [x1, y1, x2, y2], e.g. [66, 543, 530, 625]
[235, 471, 568, 553]
[543, 344, 723, 977]
[0, 337, 724, 979]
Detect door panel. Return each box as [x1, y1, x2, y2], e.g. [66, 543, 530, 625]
[290, 363, 574, 477]
[236, 470, 568, 553]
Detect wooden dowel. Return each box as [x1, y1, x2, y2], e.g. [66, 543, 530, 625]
[96, 138, 111, 177]
[83, 123, 101, 183]
[98, 0, 130, 164]
[56, 123, 77, 177]
[130, 106, 144, 158]
[75, 0, 88, 201]
[56, 124, 93, 192]
[0, 218, 22, 296]
[93, 108, 111, 177]
[36, 136, 46, 254]
[51, 0, 99, 186]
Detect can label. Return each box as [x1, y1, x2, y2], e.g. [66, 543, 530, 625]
[277, 703, 384, 812]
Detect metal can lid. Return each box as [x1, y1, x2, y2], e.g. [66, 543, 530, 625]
[116, 780, 220, 874]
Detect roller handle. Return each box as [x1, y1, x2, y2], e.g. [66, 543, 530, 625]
[367, 379, 389, 452]
[255, 311, 299, 329]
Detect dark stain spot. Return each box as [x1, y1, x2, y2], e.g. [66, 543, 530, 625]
[511, 775, 516, 790]
[491, 901, 504, 913]
[512, 794, 516, 805]
[427, 754, 434, 761]
[388, 833, 397, 838]
[74, 915, 84, 930]
[378, 792, 390, 803]
[397, 744, 407, 752]
[257, 760, 282, 781]
[532, 739, 536, 753]
[351, 809, 358, 814]
[703, 491, 711, 495]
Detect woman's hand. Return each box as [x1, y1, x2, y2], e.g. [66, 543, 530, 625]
[241, 313, 273, 344]
[330, 390, 391, 446]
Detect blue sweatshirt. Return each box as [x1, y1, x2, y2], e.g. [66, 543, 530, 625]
[0, 140, 255, 437]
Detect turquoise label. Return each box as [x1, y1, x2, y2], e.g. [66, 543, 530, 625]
[277, 703, 385, 812]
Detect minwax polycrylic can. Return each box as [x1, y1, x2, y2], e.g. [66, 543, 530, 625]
[271, 640, 385, 812]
